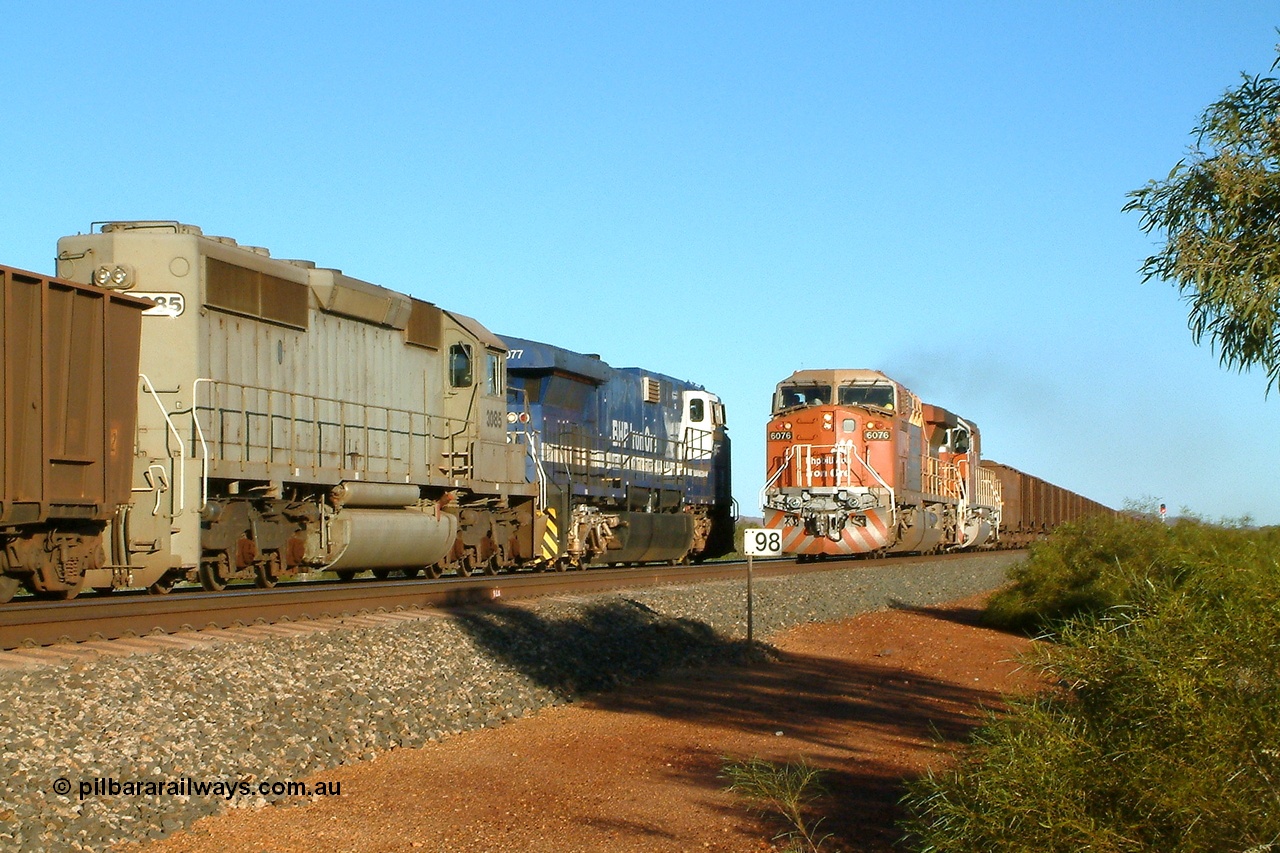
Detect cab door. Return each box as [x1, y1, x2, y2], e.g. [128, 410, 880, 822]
[681, 390, 716, 461]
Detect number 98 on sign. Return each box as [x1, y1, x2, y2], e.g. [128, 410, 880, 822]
[743, 528, 782, 557]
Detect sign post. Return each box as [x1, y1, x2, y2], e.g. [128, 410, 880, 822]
[742, 527, 783, 643]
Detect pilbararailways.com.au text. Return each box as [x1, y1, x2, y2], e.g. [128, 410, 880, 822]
[51, 776, 342, 801]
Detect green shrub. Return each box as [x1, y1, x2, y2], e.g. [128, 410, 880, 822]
[902, 522, 1280, 852]
[722, 756, 831, 852]
[982, 514, 1167, 633]
[983, 514, 1279, 635]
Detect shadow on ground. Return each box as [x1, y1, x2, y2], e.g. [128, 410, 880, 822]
[450, 597, 1030, 852]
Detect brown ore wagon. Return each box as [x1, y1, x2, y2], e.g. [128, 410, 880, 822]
[0, 264, 150, 601]
[980, 459, 1116, 548]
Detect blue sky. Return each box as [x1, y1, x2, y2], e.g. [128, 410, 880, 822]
[4, 2, 1278, 523]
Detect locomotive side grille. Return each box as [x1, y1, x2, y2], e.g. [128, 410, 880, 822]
[643, 376, 662, 404]
[406, 298, 442, 350]
[206, 257, 308, 330]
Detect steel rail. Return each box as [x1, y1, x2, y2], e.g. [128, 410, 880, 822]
[0, 559, 809, 650]
[0, 550, 1018, 650]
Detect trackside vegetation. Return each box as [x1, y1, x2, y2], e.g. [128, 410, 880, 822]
[721, 756, 832, 853]
[901, 514, 1280, 852]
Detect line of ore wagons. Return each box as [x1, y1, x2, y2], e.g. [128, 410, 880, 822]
[0, 222, 1111, 601]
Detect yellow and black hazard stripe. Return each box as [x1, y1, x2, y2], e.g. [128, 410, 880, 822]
[541, 507, 560, 561]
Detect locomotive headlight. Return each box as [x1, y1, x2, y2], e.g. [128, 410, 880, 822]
[507, 412, 518, 424]
[109, 264, 134, 288]
[93, 263, 135, 289]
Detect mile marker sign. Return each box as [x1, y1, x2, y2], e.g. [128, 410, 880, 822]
[743, 528, 783, 557]
[741, 528, 780, 643]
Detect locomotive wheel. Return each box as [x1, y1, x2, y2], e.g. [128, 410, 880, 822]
[424, 563, 443, 579]
[371, 569, 392, 580]
[402, 567, 422, 578]
[456, 555, 474, 578]
[482, 556, 500, 576]
[199, 554, 230, 591]
[254, 550, 283, 589]
[335, 570, 358, 582]
[0, 575, 21, 604]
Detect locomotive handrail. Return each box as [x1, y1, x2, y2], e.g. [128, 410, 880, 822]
[190, 378, 472, 484]
[843, 442, 893, 495]
[976, 466, 1002, 508]
[539, 422, 707, 499]
[191, 378, 213, 510]
[922, 456, 962, 501]
[522, 430, 549, 507]
[139, 374, 185, 514]
[761, 442, 899, 530]
[841, 442, 898, 529]
[758, 445, 794, 505]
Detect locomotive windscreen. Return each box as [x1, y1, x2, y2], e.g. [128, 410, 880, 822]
[837, 383, 896, 411]
[775, 384, 831, 411]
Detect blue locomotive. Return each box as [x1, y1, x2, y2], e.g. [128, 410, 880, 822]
[503, 336, 735, 567]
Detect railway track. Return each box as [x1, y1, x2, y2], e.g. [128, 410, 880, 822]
[0, 558, 834, 650]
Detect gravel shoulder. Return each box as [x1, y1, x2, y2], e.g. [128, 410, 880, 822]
[2, 552, 1029, 852]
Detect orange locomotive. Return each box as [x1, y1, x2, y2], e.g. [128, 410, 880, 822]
[761, 370, 1002, 559]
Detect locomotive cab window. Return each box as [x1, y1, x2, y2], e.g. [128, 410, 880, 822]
[689, 398, 705, 422]
[838, 383, 896, 412]
[449, 343, 473, 388]
[485, 353, 502, 396]
[775, 384, 831, 411]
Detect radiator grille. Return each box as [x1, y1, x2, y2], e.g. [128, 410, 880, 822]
[205, 257, 308, 329]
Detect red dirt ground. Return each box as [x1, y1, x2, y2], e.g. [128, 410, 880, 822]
[128, 591, 1042, 853]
